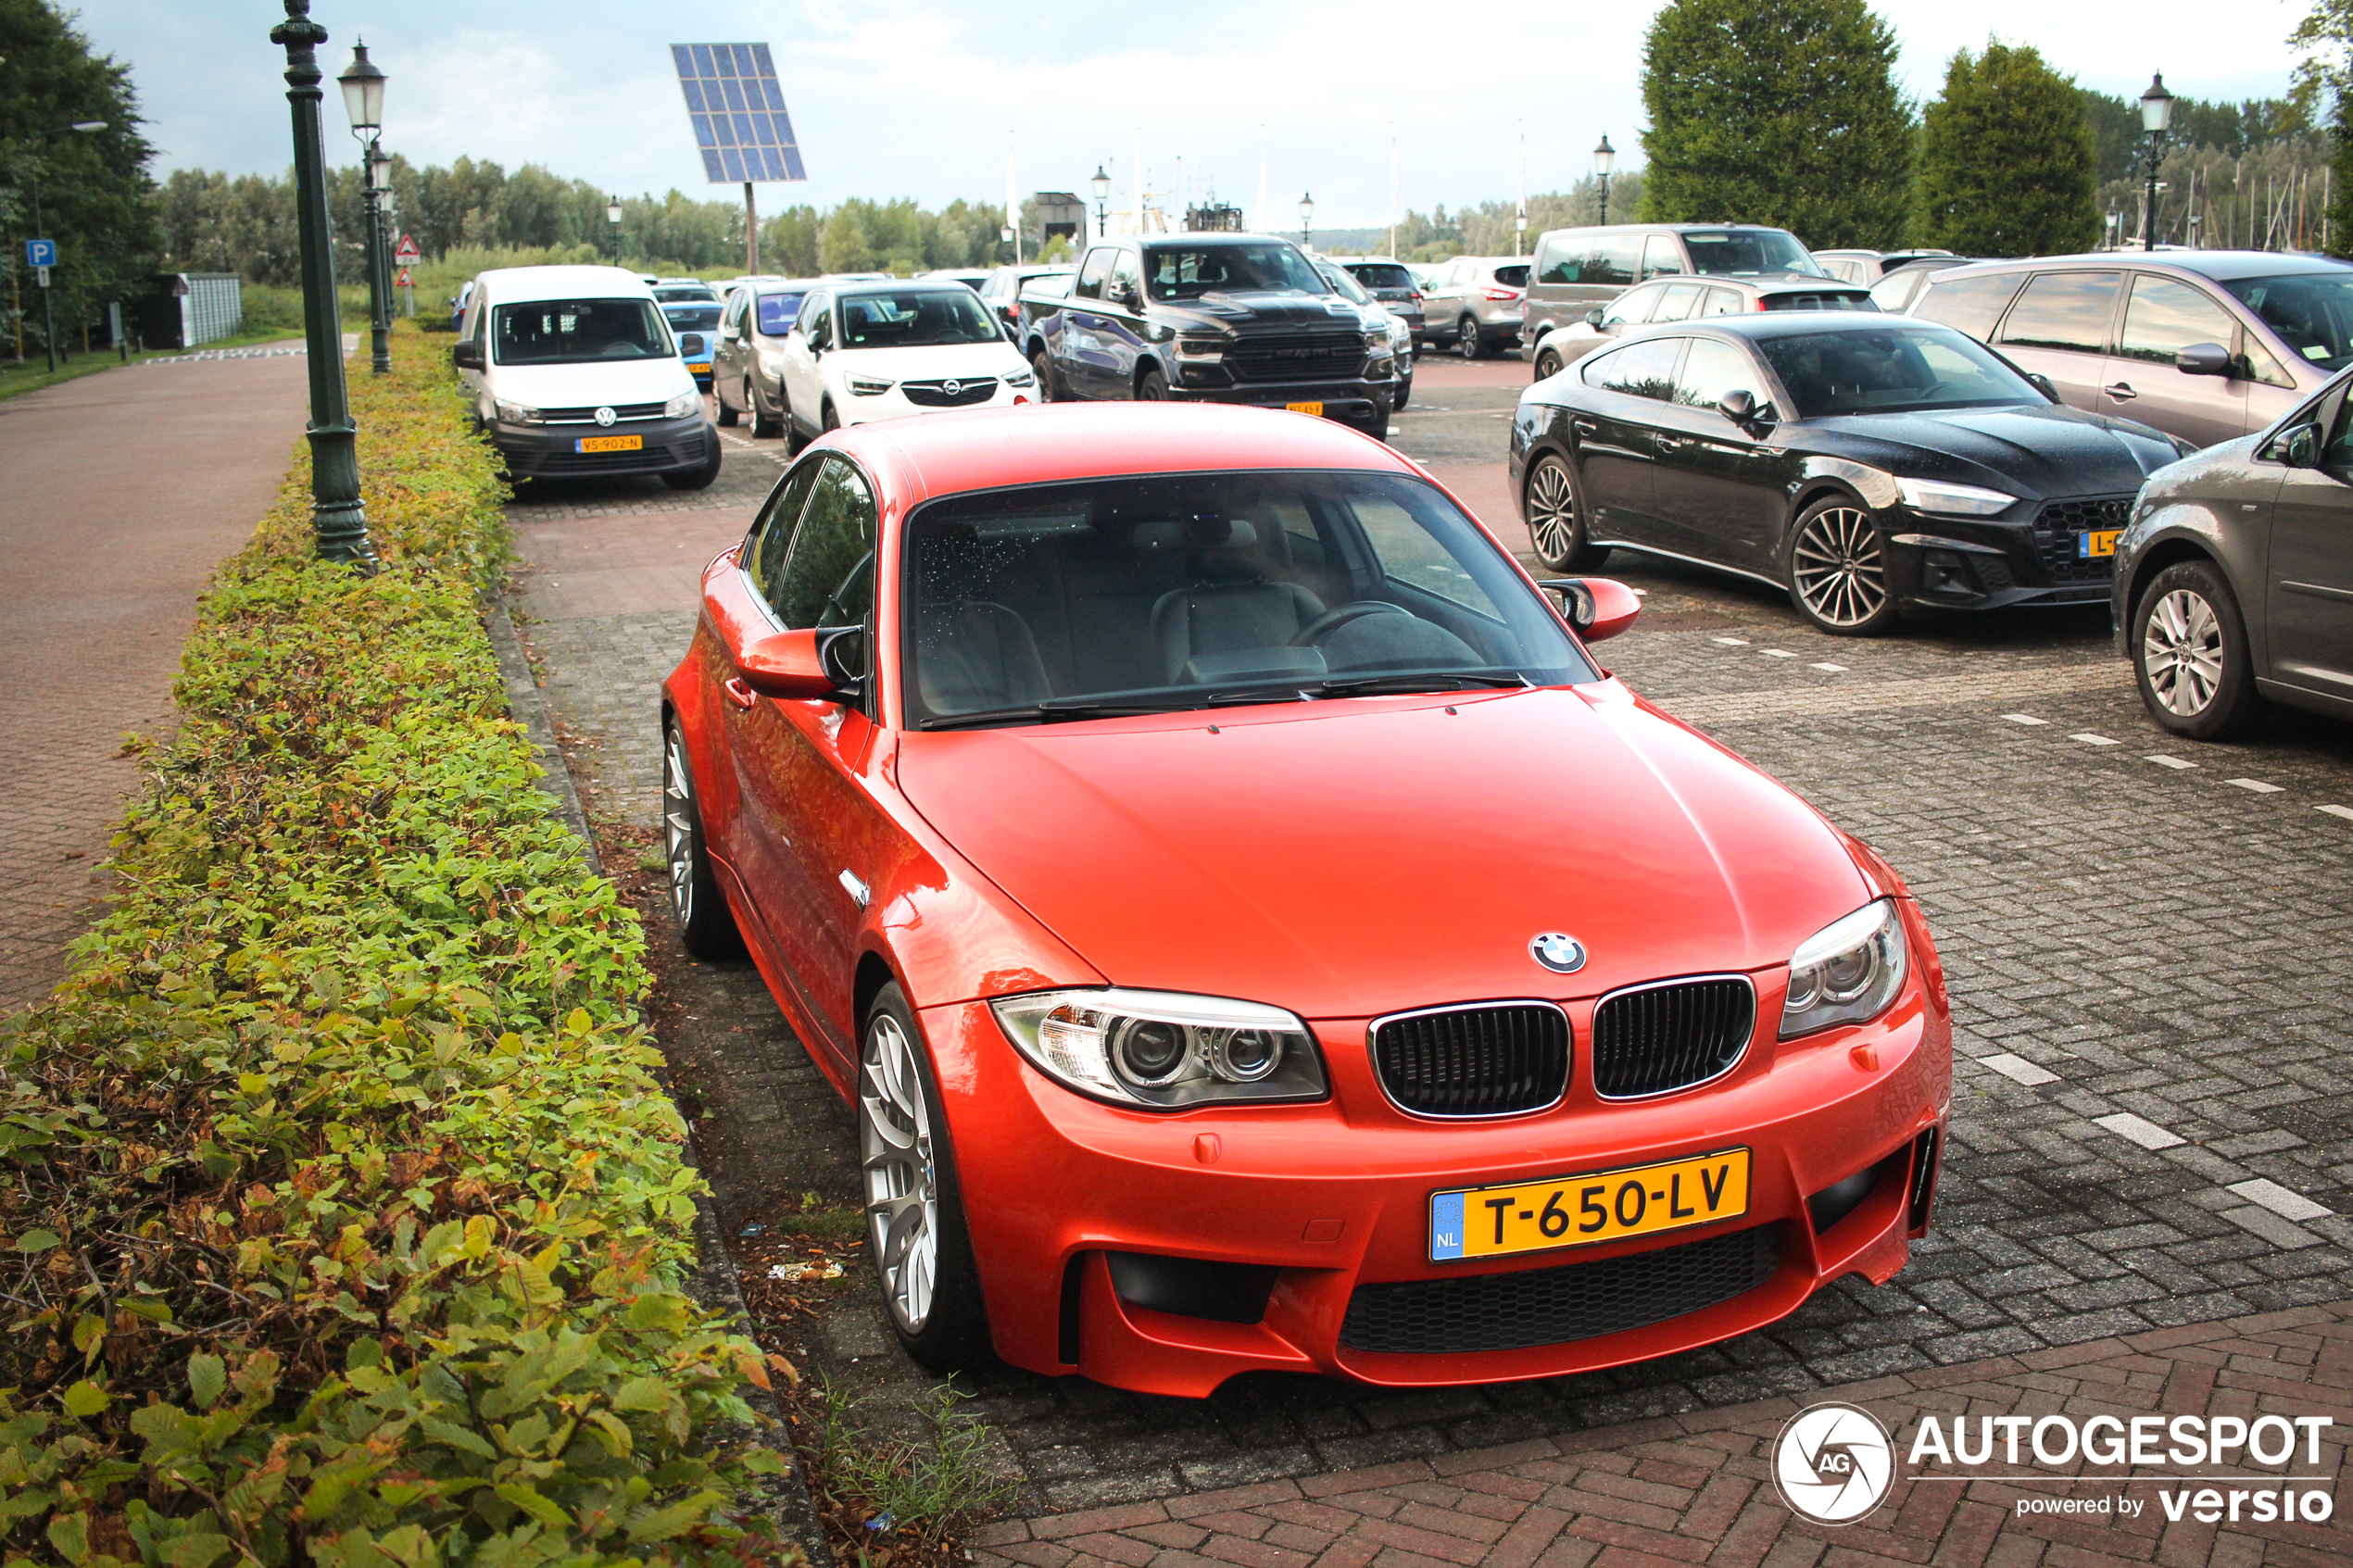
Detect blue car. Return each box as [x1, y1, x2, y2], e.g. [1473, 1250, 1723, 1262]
[663, 300, 722, 390]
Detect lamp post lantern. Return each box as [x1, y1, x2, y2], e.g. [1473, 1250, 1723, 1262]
[271, 0, 375, 569]
[20, 121, 104, 371]
[606, 195, 623, 262]
[338, 41, 391, 374]
[2139, 72, 2173, 251]
[1593, 135, 1617, 227]
[1091, 164, 1111, 243]
[1299, 191, 1314, 249]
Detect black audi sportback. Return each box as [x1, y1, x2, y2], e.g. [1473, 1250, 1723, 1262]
[1509, 314, 2194, 634]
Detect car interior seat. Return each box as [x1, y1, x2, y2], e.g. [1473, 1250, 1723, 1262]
[916, 601, 1051, 715]
[1142, 517, 1327, 684]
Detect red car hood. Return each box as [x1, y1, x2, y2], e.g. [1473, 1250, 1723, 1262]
[895, 685, 1872, 1021]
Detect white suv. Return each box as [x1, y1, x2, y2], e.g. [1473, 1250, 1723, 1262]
[774, 281, 1035, 445]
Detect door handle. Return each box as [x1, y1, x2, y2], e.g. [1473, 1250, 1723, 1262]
[1572, 418, 1599, 436]
[2104, 382, 2138, 399]
[724, 676, 759, 709]
[837, 870, 871, 909]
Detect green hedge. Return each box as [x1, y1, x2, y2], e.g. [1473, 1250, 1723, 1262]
[0, 329, 793, 1568]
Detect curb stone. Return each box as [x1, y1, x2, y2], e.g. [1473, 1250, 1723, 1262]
[485, 594, 835, 1568]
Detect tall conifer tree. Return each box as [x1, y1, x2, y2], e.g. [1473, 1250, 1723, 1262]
[1915, 43, 2100, 257]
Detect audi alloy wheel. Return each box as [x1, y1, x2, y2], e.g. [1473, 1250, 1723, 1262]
[1789, 500, 1897, 635]
[1526, 454, 1607, 572]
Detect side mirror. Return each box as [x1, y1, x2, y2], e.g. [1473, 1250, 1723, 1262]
[734, 629, 837, 699]
[2175, 342, 2232, 377]
[2278, 422, 2322, 468]
[1585, 307, 1605, 326]
[1718, 388, 1756, 423]
[452, 340, 484, 370]
[1539, 576, 1642, 643]
[2025, 371, 2057, 401]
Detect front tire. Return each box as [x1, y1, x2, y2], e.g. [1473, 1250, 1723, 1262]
[714, 386, 738, 427]
[662, 718, 742, 959]
[2133, 559, 2267, 739]
[1137, 366, 1169, 401]
[1533, 348, 1563, 382]
[1030, 346, 1062, 402]
[1525, 454, 1609, 572]
[1458, 315, 1484, 359]
[661, 426, 723, 490]
[860, 984, 990, 1371]
[1787, 497, 1900, 635]
[748, 379, 782, 439]
[1391, 372, 1411, 412]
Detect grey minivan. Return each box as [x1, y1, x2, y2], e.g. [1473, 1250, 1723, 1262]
[1522, 224, 1828, 361]
[1906, 251, 2353, 449]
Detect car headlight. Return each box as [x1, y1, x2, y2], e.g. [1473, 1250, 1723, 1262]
[847, 375, 894, 396]
[661, 391, 702, 419]
[990, 987, 1328, 1109]
[758, 350, 787, 375]
[1176, 335, 1228, 358]
[494, 399, 543, 424]
[1894, 477, 2019, 517]
[1002, 368, 1036, 388]
[1780, 900, 1907, 1039]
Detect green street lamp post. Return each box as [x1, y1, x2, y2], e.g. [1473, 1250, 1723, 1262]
[21, 121, 105, 371]
[338, 41, 390, 374]
[271, 0, 376, 569]
[607, 195, 623, 263]
[2139, 72, 2173, 252]
[1299, 192, 1314, 249]
[1593, 135, 1617, 226]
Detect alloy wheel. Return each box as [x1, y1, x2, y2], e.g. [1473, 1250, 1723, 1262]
[1792, 507, 1889, 629]
[661, 729, 697, 926]
[861, 1011, 939, 1334]
[1528, 458, 1578, 565]
[2143, 586, 2225, 717]
[1458, 317, 1479, 358]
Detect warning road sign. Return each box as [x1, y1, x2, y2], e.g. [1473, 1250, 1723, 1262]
[397, 267, 413, 287]
[392, 233, 421, 266]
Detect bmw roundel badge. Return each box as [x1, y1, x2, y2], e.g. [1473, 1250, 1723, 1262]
[1529, 933, 1587, 974]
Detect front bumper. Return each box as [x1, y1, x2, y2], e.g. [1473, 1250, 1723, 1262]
[835, 380, 1037, 428]
[491, 412, 712, 478]
[1886, 499, 2127, 612]
[926, 905, 1950, 1398]
[1168, 367, 1392, 424]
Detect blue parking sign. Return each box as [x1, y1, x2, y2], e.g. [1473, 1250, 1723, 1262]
[24, 238, 56, 269]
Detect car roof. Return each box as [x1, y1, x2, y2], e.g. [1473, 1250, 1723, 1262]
[472, 264, 657, 304]
[834, 403, 1416, 507]
[1535, 222, 1795, 238]
[1637, 271, 1861, 294]
[1645, 312, 1966, 343]
[1931, 249, 2353, 284]
[827, 279, 986, 295]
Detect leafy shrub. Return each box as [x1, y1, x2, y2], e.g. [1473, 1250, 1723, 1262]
[0, 328, 793, 1568]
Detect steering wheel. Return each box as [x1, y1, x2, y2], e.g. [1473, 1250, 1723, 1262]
[1290, 600, 1409, 647]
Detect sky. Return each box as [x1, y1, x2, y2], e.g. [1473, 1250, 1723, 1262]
[75, 0, 2320, 230]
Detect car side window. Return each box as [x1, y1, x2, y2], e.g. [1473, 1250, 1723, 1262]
[773, 458, 879, 630]
[1074, 247, 1113, 301]
[2324, 393, 2353, 468]
[1674, 338, 1768, 415]
[1598, 287, 1657, 330]
[1582, 336, 1684, 400]
[1533, 238, 1564, 284]
[1648, 282, 1705, 323]
[1641, 235, 1686, 281]
[2116, 276, 2238, 364]
[723, 291, 748, 332]
[1912, 272, 2025, 340]
[1997, 271, 2122, 355]
[745, 461, 824, 609]
[1107, 249, 1142, 307]
[1699, 287, 1741, 317]
[2244, 336, 2296, 389]
[804, 297, 831, 350]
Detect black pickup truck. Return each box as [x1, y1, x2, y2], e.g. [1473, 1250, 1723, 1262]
[1016, 233, 1399, 433]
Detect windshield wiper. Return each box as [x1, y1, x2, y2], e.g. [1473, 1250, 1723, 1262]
[1308, 671, 1531, 697]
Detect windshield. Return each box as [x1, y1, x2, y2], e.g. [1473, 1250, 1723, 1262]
[1683, 230, 1828, 279]
[663, 304, 722, 331]
[903, 470, 1592, 727]
[2222, 270, 2353, 373]
[654, 285, 715, 304]
[492, 297, 672, 365]
[1145, 243, 1332, 300]
[1348, 263, 1416, 291]
[836, 288, 1003, 347]
[1315, 262, 1374, 305]
[755, 292, 805, 333]
[1755, 325, 2044, 420]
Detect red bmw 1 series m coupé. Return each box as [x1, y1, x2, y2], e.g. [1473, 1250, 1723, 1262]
[660, 401, 1951, 1398]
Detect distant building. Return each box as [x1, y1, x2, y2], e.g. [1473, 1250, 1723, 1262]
[1035, 192, 1083, 242]
[1186, 202, 1245, 232]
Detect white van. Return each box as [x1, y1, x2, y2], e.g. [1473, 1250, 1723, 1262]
[453, 265, 720, 489]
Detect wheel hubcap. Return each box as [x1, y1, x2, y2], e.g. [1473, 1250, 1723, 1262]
[662, 731, 695, 924]
[2143, 587, 2225, 716]
[1792, 507, 1888, 628]
[1460, 321, 1477, 358]
[861, 1013, 939, 1334]
[1529, 460, 1577, 563]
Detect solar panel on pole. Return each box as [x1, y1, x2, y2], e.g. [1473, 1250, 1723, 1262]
[670, 43, 805, 274]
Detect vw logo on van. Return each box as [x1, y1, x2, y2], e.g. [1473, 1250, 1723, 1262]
[594, 407, 616, 426]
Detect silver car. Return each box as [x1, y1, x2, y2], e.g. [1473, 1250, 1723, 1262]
[1420, 256, 1530, 358]
[1907, 251, 2353, 449]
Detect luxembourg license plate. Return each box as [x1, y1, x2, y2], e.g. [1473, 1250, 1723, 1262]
[1286, 401, 1325, 416]
[2078, 530, 2120, 558]
[575, 433, 643, 454]
[1430, 1148, 1752, 1262]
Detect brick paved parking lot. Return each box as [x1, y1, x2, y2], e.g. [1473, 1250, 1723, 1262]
[510, 383, 2353, 1560]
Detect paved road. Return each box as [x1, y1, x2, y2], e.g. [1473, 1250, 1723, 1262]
[0, 348, 313, 1009]
[508, 373, 2353, 1519]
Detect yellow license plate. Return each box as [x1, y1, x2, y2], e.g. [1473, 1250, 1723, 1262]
[1430, 1148, 1751, 1262]
[575, 433, 643, 453]
[1285, 401, 1325, 416]
[2078, 530, 2120, 558]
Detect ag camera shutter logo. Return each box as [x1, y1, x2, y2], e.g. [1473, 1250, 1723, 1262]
[1772, 1401, 1895, 1524]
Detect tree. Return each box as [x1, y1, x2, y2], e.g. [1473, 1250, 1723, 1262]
[0, 0, 159, 357]
[1637, 0, 1912, 249]
[1916, 43, 2098, 257]
[2292, 0, 2353, 255]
